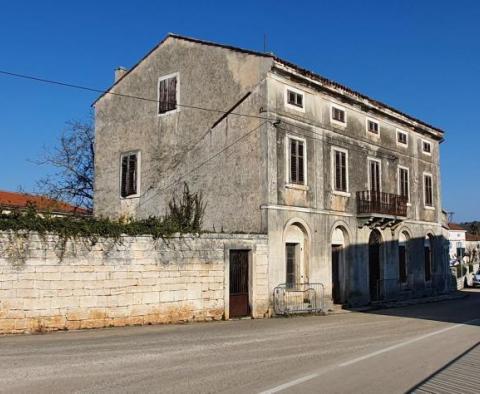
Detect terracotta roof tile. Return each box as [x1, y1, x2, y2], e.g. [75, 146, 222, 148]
[0, 190, 90, 215]
[448, 223, 466, 231]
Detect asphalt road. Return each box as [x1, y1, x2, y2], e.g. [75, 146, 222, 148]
[1, 290, 479, 394]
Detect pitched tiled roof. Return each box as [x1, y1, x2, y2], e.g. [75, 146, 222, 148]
[0, 190, 90, 215]
[448, 223, 466, 231]
[93, 33, 444, 135]
[466, 233, 480, 242]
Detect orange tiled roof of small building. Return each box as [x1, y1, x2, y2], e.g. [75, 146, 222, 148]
[466, 233, 480, 242]
[448, 223, 466, 231]
[0, 190, 89, 215]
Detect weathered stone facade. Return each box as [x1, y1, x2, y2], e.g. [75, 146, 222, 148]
[0, 233, 268, 334]
[94, 34, 449, 313]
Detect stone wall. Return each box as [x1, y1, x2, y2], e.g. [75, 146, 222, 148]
[0, 233, 268, 335]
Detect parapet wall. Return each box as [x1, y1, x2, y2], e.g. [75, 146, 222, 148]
[0, 232, 268, 334]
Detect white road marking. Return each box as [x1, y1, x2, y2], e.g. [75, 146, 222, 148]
[259, 373, 319, 394]
[259, 318, 480, 394]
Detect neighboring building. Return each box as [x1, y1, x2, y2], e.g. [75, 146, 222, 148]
[447, 223, 467, 263]
[94, 34, 448, 313]
[465, 233, 480, 270]
[0, 190, 89, 216]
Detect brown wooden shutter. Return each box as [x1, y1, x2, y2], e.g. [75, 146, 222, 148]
[121, 156, 128, 197]
[168, 77, 177, 111]
[128, 154, 137, 195]
[290, 139, 297, 183]
[298, 141, 304, 184]
[158, 79, 166, 113]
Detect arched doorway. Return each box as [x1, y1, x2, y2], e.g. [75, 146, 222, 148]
[331, 227, 347, 304]
[424, 234, 433, 282]
[398, 231, 410, 285]
[284, 222, 309, 288]
[369, 230, 382, 301]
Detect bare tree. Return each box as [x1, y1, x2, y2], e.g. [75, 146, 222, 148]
[35, 118, 94, 209]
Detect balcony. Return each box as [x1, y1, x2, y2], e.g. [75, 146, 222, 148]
[356, 190, 408, 229]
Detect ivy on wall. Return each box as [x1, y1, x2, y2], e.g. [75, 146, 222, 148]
[0, 184, 206, 264]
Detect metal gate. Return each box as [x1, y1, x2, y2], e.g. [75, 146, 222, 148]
[229, 250, 250, 317]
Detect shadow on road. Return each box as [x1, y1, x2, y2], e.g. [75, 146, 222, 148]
[357, 289, 480, 326]
[408, 341, 480, 393]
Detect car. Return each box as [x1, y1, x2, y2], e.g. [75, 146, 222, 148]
[472, 271, 480, 288]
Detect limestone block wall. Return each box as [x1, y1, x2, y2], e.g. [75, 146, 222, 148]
[0, 233, 268, 334]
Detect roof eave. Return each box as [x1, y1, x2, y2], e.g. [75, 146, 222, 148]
[271, 60, 444, 140]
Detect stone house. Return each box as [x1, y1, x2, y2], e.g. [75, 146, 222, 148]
[94, 34, 448, 316]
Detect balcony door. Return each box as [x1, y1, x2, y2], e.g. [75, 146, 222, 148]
[368, 159, 381, 192]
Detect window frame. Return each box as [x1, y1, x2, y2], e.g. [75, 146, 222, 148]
[367, 157, 382, 193]
[285, 134, 308, 188]
[422, 139, 432, 156]
[157, 72, 180, 116]
[423, 172, 435, 209]
[397, 165, 410, 204]
[366, 117, 380, 137]
[284, 86, 305, 113]
[330, 103, 347, 127]
[396, 129, 408, 147]
[331, 146, 350, 196]
[119, 150, 141, 199]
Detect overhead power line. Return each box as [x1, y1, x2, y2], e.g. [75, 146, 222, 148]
[0, 69, 272, 121]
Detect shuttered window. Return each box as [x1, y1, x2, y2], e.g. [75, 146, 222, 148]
[158, 75, 178, 114]
[399, 167, 409, 202]
[120, 152, 138, 197]
[334, 149, 348, 192]
[424, 174, 433, 207]
[289, 138, 305, 185]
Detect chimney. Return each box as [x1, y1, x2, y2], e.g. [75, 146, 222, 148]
[114, 67, 128, 82]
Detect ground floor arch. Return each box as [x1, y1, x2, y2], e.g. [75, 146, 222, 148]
[369, 229, 383, 301]
[331, 226, 349, 304]
[284, 221, 310, 287]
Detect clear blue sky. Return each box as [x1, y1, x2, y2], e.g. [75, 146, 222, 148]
[0, 0, 478, 221]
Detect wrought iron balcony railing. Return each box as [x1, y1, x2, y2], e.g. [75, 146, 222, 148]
[356, 190, 408, 217]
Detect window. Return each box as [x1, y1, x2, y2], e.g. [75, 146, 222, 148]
[288, 137, 306, 185]
[331, 105, 346, 124]
[120, 152, 139, 197]
[284, 86, 305, 112]
[368, 159, 381, 192]
[398, 167, 409, 202]
[397, 130, 408, 146]
[367, 119, 379, 135]
[424, 174, 433, 207]
[422, 140, 432, 154]
[286, 243, 297, 288]
[158, 73, 178, 114]
[333, 148, 348, 193]
[287, 89, 303, 109]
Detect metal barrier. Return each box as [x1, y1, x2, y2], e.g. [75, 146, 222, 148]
[273, 283, 325, 315]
